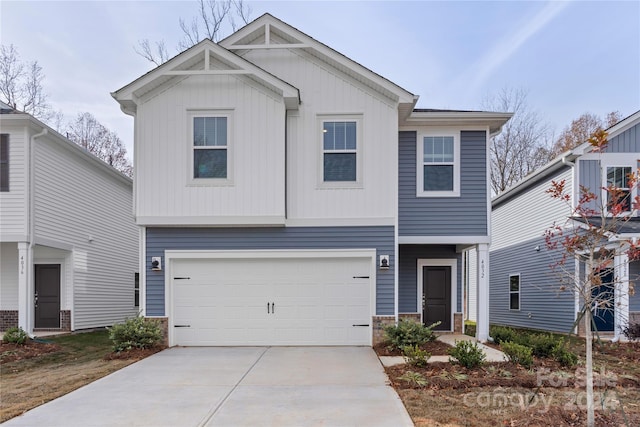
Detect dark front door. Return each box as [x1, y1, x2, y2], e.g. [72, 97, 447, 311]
[35, 264, 61, 328]
[422, 266, 451, 331]
[591, 268, 615, 332]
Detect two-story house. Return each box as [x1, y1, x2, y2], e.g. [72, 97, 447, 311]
[490, 110, 640, 340]
[113, 14, 511, 347]
[0, 102, 139, 334]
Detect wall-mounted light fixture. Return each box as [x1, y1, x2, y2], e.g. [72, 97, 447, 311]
[151, 256, 162, 271]
[534, 245, 540, 252]
[379, 255, 390, 270]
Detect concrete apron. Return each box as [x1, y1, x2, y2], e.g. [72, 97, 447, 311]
[4, 347, 414, 427]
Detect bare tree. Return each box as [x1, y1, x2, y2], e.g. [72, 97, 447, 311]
[0, 44, 53, 121]
[136, 0, 252, 66]
[66, 112, 133, 177]
[483, 87, 551, 195]
[551, 111, 622, 156]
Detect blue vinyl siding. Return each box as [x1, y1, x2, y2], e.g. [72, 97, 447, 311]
[578, 160, 601, 212]
[145, 226, 394, 316]
[398, 245, 462, 313]
[631, 261, 640, 312]
[490, 237, 576, 333]
[399, 131, 488, 236]
[604, 122, 639, 153]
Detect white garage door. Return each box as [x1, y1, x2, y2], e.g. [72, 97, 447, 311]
[170, 255, 373, 346]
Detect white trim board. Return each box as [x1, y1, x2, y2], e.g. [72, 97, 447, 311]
[417, 258, 457, 332]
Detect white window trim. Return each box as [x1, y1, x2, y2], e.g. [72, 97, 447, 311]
[509, 273, 520, 311]
[186, 109, 234, 187]
[601, 162, 636, 216]
[416, 259, 457, 332]
[416, 132, 460, 197]
[317, 115, 363, 189]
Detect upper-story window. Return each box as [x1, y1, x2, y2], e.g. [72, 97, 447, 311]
[189, 110, 233, 185]
[606, 166, 632, 213]
[0, 134, 8, 192]
[319, 116, 362, 188]
[417, 133, 460, 197]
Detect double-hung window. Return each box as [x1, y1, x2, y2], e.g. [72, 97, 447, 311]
[319, 116, 362, 187]
[417, 134, 459, 197]
[0, 134, 8, 192]
[606, 166, 632, 213]
[192, 114, 229, 180]
[509, 274, 520, 310]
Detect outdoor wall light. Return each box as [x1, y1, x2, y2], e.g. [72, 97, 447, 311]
[151, 256, 162, 271]
[379, 255, 390, 270]
[534, 245, 541, 252]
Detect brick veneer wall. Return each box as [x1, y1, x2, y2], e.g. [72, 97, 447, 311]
[398, 313, 420, 322]
[0, 310, 19, 331]
[60, 310, 71, 331]
[372, 315, 395, 346]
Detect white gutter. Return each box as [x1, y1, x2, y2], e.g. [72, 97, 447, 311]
[27, 127, 47, 336]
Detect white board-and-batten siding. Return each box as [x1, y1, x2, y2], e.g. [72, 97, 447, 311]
[241, 48, 398, 223]
[135, 74, 286, 224]
[33, 138, 138, 329]
[0, 125, 28, 240]
[491, 166, 573, 252]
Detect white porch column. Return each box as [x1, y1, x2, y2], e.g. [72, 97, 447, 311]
[476, 243, 490, 342]
[615, 253, 629, 341]
[17, 242, 33, 333]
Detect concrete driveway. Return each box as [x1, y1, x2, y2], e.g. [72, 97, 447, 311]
[4, 347, 413, 427]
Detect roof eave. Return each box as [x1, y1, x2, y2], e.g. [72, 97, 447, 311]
[402, 111, 513, 134]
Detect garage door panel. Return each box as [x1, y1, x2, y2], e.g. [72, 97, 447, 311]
[172, 256, 372, 346]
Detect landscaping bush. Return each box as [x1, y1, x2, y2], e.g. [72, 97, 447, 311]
[490, 325, 517, 344]
[383, 320, 440, 350]
[398, 371, 427, 387]
[448, 340, 486, 369]
[108, 316, 162, 352]
[2, 327, 29, 345]
[525, 333, 558, 358]
[501, 341, 533, 368]
[552, 341, 578, 367]
[622, 323, 640, 340]
[402, 344, 430, 367]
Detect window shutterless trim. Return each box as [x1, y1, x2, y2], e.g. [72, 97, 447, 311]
[0, 134, 9, 192]
[317, 115, 363, 189]
[509, 274, 520, 311]
[186, 110, 234, 187]
[416, 132, 460, 197]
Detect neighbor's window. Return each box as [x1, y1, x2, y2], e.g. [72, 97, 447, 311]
[509, 274, 520, 310]
[418, 134, 459, 197]
[134, 273, 140, 307]
[323, 121, 357, 182]
[606, 166, 631, 212]
[0, 134, 8, 192]
[193, 116, 227, 179]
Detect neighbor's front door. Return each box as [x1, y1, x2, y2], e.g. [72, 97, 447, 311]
[35, 264, 61, 328]
[422, 266, 451, 331]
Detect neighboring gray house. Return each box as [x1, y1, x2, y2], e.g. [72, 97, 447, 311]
[112, 14, 510, 347]
[490, 110, 640, 339]
[0, 102, 138, 333]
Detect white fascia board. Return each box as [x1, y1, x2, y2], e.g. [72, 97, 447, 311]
[399, 236, 491, 245]
[136, 215, 286, 227]
[112, 39, 300, 110]
[285, 217, 395, 227]
[220, 14, 415, 104]
[402, 112, 513, 135]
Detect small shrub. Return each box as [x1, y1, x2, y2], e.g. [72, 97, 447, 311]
[448, 340, 486, 369]
[3, 327, 29, 345]
[383, 320, 440, 350]
[398, 371, 428, 387]
[490, 326, 517, 344]
[108, 316, 162, 352]
[622, 323, 640, 340]
[526, 333, 558, 358]
[402, 344, 430, 367]
[501, 341, 533, 368]
[552, 341, 578, 367]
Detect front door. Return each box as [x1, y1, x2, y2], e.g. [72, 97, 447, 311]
[422, 266, 451, 331]
[35, 264, 61, 328]
[591, 268, 615, 332]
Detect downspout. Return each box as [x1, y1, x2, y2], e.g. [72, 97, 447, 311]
[28, 127, 48, 336]
[561, 154, 580, 332]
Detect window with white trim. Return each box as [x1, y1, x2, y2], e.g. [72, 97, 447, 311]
[417, 134, 460, 197]
[509, 274, 520, 310]
[134, 273, 140, 308]
[323, 121, 357, 182]
[0, 134, 8, 192]
[192, 115, 228, 179]
[606, 166, 632, 213]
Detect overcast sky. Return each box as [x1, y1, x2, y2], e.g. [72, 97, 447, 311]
[2, 1, 639, 160]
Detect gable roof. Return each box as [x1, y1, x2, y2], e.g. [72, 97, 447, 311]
[112, 38, 300, 114]
[219, 13, 417, 109]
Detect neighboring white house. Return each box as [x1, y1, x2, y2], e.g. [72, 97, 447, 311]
[490, 110, 640, 340]
[113, 14, 511, 347]
[0, 102, 139, 333]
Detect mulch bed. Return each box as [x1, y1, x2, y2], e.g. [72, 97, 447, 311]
[374, 339, 452, 357]
[103, 345, 166, 360]
[0, 340, 61, 363]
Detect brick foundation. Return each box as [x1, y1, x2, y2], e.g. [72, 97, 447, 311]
[630, 312, 640, 325]
[0, 310, 19, 331]
[398, 313, 420, 322]
[372, 316, 395, 346]
[454, 313, 463, 334]
[60, 310, 71, 331]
